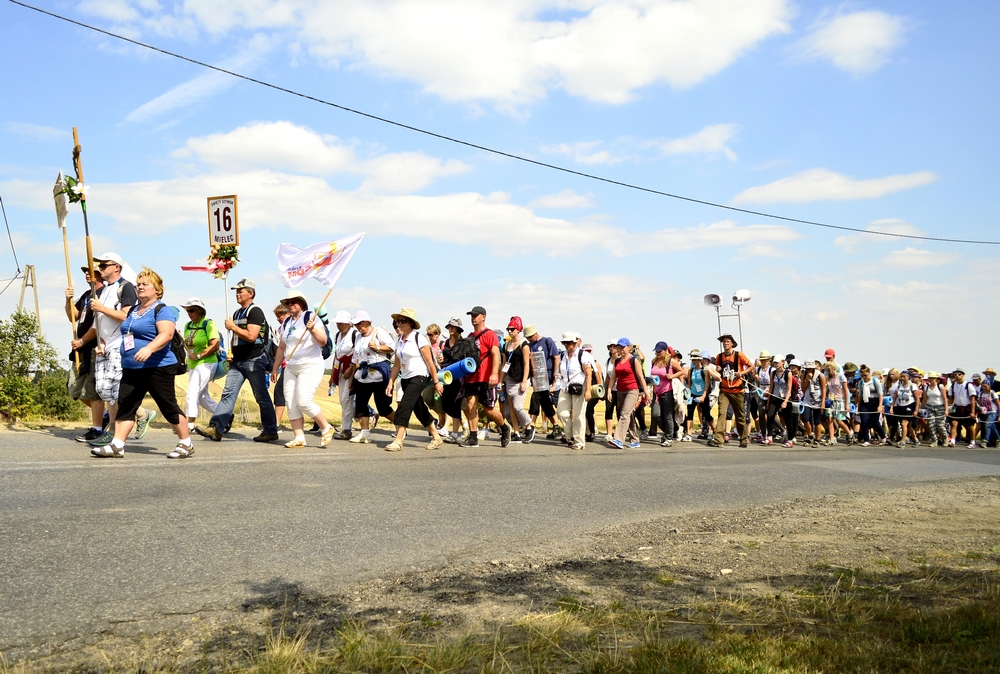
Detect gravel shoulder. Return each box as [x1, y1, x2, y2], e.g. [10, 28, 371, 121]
[12, 474, 999, 671]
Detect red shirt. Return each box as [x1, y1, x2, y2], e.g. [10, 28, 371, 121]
[614, 356, 640, 391]
[467, 328, 498, 384]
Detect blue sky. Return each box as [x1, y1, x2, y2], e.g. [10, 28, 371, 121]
[1, 0, 998, 372]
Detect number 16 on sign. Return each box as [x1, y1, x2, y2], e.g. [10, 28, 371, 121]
[207, 195, 239, 246]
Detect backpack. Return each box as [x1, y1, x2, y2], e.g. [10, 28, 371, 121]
[153, 304, 188, 375]
[788, 372, 802, 401]
[451, 328, 486, 369]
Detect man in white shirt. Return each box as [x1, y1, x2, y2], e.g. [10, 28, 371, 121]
[556, 332, 594, 450]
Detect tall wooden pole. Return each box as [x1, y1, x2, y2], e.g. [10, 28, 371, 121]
[72, 128, 96, 298]
[54, 172, 80, 369]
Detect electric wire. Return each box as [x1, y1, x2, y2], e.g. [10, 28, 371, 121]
[10, 0, 1000, 246]
[0, 193, 22, 274]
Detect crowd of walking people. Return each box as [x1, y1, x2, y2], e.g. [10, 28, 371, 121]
[65, 254, 1000, 459]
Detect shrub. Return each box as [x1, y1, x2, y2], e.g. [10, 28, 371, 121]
[0, 310, 61, 421]
[32, 370, 87, 421]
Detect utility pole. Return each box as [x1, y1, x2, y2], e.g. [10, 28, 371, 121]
[18, 265, 42, 336]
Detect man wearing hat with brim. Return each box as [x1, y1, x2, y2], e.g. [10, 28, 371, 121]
[708, 333, 752, 448]
[195, 278, 279, 443]
[984, 367, 1000, 393]
[328, 309, 361, 439]
[66, 264, 106, 442]
[947, 368, 977, 447]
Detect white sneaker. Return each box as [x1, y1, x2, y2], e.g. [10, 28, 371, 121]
[349, 432, 370, 444]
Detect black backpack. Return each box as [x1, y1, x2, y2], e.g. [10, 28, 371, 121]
[153, 304, 188, 375]
[450, 329, 485, 369]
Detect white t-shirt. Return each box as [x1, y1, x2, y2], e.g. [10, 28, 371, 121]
[95, 278, 134, 349]
[890, 381, 916, 407]
[281, 313, 324, 366]
[951, 381, 977, 406]
[559, 348, 595, 387]
[334, 327, 357, 361]
[395, 331, 430, 379]
[923, 383, 945, 407]
[352, 326, 394, 383]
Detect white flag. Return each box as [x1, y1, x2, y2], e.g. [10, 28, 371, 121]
[276, 233, 365, 289]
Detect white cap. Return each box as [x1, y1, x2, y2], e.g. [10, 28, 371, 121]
[93, 251, 124, 265]
[352, 310, 372, 324]
[333, 310, 352, 324]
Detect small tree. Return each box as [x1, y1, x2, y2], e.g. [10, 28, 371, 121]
[0, 310, 59, 420]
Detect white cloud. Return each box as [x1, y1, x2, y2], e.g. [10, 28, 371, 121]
[541, 141, 626, 165]
[93, 0, 793, 107]
[882, 247, 961, 269]
[527, 189, 595, 209]
[834, 219, 925, 252]
[732, 168, 937, 204]
[6, 123, 72, 141]
[124, 34, 274, 123]
[641, 219, 800, 252]
[651, 123, 738, 160]
[794, 10, 907, 74]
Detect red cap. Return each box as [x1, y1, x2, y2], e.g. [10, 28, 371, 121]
[507, 316, 523, 331]
[824, 348, 836, 358]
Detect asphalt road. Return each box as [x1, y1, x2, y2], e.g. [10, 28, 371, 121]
[3, 425, 999, 655]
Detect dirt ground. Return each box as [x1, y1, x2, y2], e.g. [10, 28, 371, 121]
[12, 475, 1000, 671]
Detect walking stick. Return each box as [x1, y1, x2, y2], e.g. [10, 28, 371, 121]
[53, 172, 79, 370]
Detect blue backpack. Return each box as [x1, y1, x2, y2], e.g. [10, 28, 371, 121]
[285, 311, 333, 360]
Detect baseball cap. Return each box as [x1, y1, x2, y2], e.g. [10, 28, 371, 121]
[617, 337, 631, 347]
[467, 305, 487, 316]
[581, 343, 593, 351]
[230, 278, 256, 291]
[825, 348, 836, 358]
[654, 341, 669, 353]
[93, 251, 124, 266]
[789, 359, 802, 368]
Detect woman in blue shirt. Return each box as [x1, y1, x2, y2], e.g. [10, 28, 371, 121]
[91, 268, 194, 459]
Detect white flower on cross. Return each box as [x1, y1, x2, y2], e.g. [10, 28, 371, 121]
[71, 182, 89, 197]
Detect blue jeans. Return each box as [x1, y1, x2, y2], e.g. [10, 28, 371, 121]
[209, 356, 277, 435]
[979, 411, 999, 446]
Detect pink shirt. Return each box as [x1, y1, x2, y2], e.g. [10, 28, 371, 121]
[650, 364, 670, 396]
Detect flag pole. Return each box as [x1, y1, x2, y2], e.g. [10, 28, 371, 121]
[71, 128, 97, 298]
[284, 287, 333, 362]
[54, 173, 79, 369]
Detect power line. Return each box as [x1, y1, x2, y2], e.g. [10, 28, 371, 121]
[10, 0, 999, 247]
[0, 192, 22, 274]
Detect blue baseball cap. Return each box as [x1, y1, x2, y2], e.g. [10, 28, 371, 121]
[654, 341, 669, 353]
[701, 350, 712, 360]
[617, 338, 631, 347]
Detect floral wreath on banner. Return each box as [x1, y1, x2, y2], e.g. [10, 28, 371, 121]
[59, 174, 89, 203]
[207, 244, 239, 279]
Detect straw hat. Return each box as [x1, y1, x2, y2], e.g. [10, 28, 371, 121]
[280, 290, 308, 309]
[391, 308, 421, 329]
[758, 349, 772, 360]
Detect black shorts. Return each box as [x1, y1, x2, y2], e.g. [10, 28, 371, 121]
[463, 381, 498, 409]
[801, 405, 824, 425]
[272, 370, 286, 407]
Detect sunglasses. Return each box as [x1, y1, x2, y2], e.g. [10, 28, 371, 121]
[507, 327, 518, 332]
[97, 262, 118, 269]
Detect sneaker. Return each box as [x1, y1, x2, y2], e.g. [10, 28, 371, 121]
[500, 423, 512, 448]
[88, 429, 114, 447]
[706, 439, 721, 447]
[76, 427, 103, 443]
[628, 441, 641, 449]
[861, 441, 871, 447]
[320, 426, 335, 447]
[459, 432, 479, 448]
[349, 432, 371, 444]
[913, 438, 921, 447]
[334, 429, 353, 441]
[442, 432, 458, 444]
[523, 426, 535, 444]
[640, 431, 649, 441]
[739, 441, 749, 448]
[607, 438, 624, 449]
[166, 443, 194, 459]
[91, 444, 124, 458]
[309, 422, 322, 435]
[948, 438, 956, 447]
[660, 438, 672, 447]
[585, 433, 595, 443]
[682, 434, 692, 442]
[194, 425, 222, 442]
[510, 432, 523, 444]
[545, 430, 558, 440]
[133, 410, 156, 440]
[253, 432, 279, 443]
[478, 429, 490, 440]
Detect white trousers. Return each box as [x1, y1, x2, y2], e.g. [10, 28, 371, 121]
[185, 361, 219, 418]
[284, 360, 325, 421]
[557, 389, 587, 446]
[338, 371, 356, 430]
